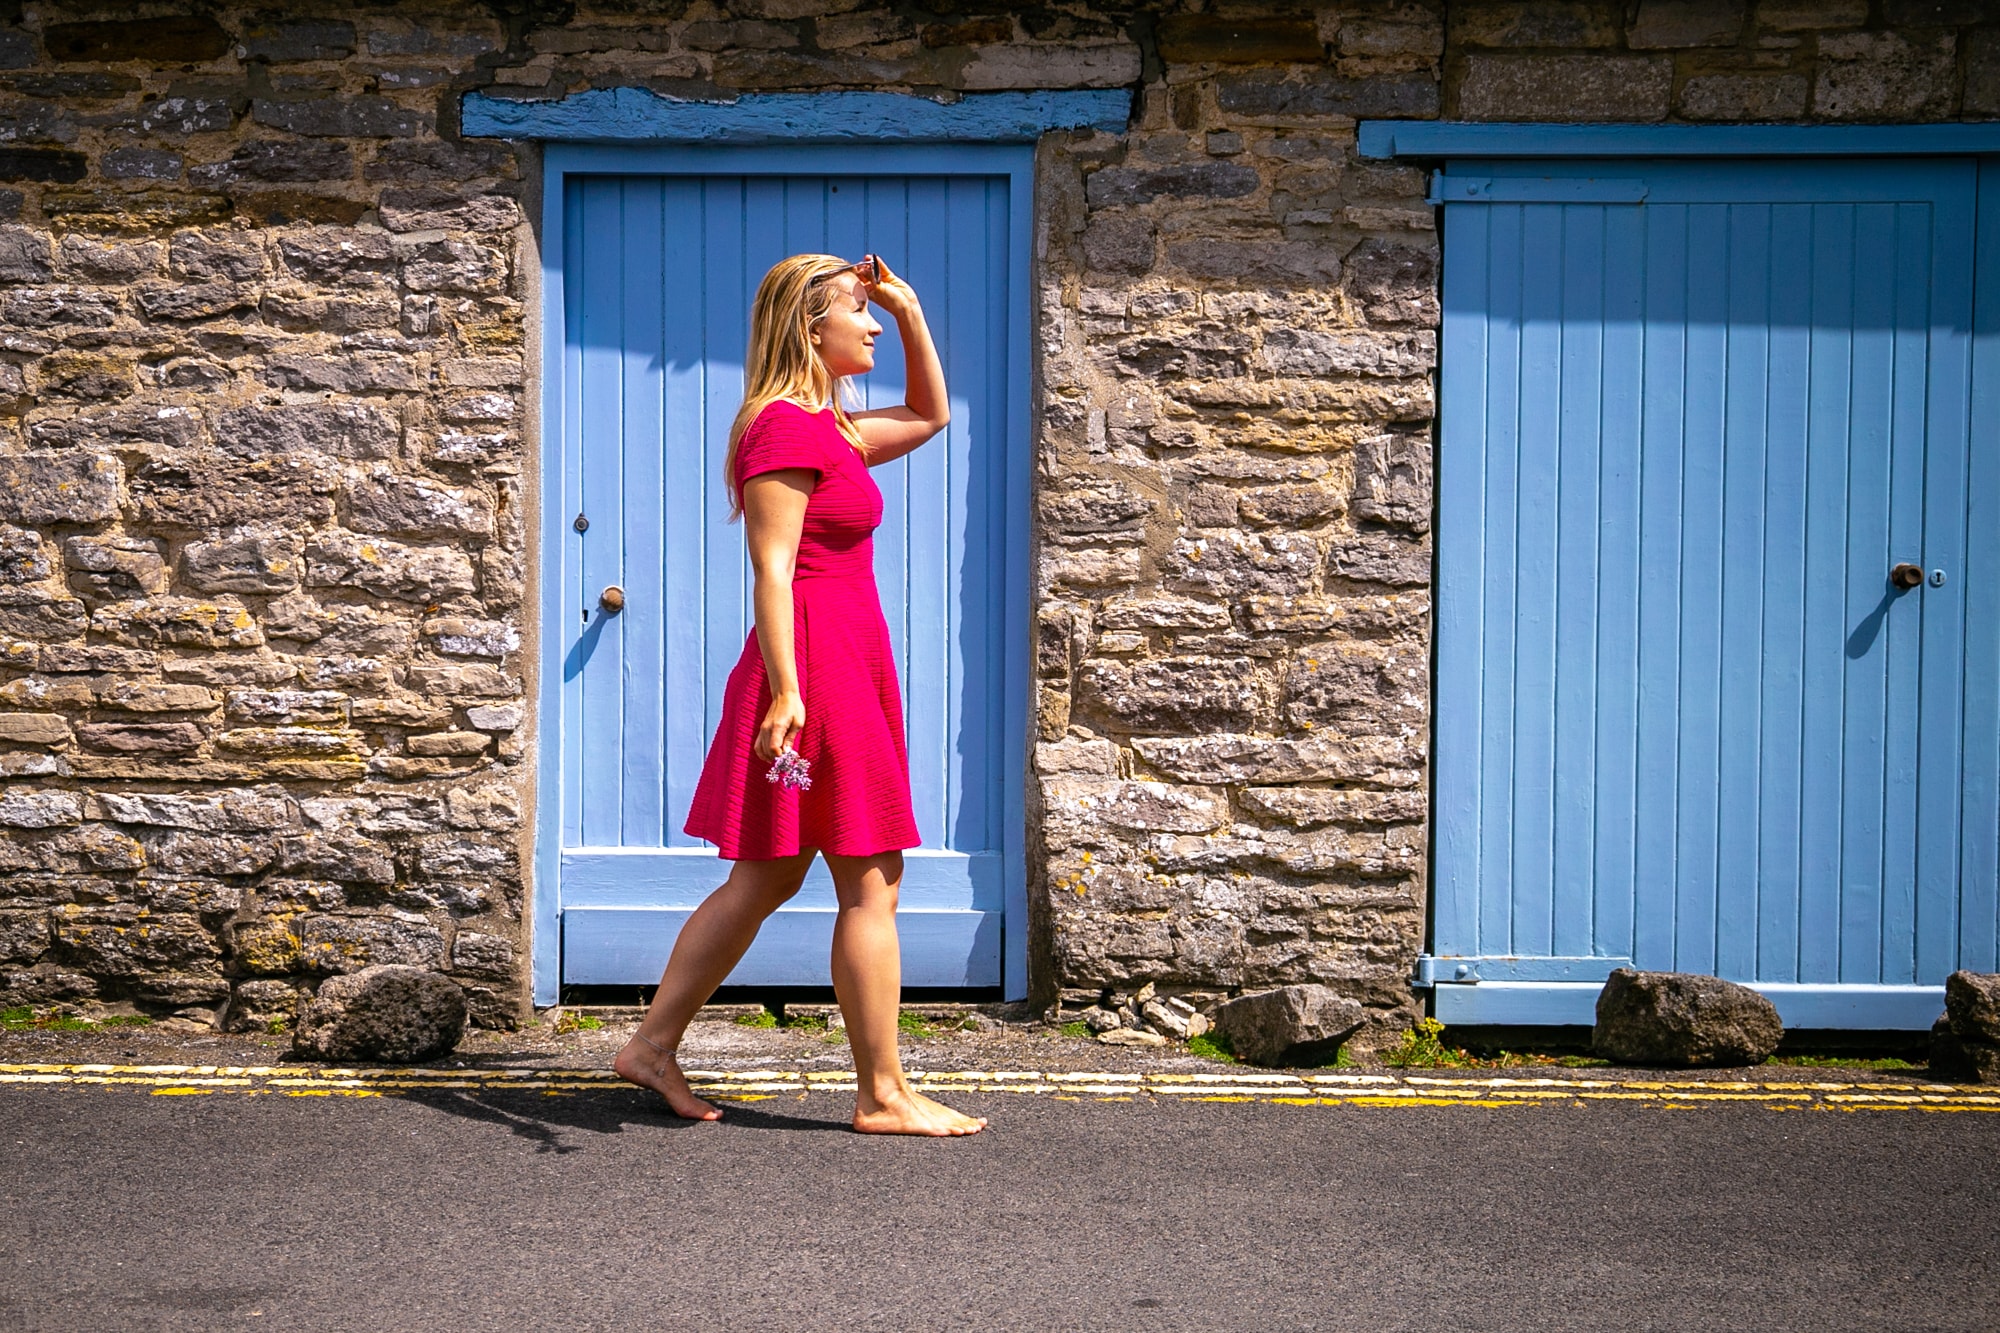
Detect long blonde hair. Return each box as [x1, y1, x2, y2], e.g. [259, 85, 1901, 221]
[724, 253, 868, 519]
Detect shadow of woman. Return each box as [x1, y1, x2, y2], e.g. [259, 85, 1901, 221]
[394, 1084, 852, 1153]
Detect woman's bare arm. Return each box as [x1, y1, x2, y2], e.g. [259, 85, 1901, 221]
[742, 468, 814, 760]
[851, 257, 948, 466]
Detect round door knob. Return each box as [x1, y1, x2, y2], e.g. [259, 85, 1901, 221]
[598, 585, 625, 614]
[1890, 563, 1924, 590]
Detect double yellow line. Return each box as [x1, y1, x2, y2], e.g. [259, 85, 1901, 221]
[2, 1062, 1996, 1112]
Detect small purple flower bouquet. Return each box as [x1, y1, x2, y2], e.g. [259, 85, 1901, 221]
[766, 749, 813, 792]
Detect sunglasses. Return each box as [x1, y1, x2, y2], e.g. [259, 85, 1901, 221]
[813, 255, 880, 288]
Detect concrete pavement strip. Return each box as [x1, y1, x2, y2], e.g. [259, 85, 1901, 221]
[2, 1061, 1995, 1112]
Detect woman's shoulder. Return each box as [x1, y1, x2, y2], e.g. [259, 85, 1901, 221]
[738, 398, 836, 480]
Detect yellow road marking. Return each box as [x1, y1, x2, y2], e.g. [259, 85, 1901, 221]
[1, 1062, 1994, 1113]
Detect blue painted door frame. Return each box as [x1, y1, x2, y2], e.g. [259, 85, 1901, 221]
[532, 143, 1035, 1004]
[1427, 154, 2000, 1029]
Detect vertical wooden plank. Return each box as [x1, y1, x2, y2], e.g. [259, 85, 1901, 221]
[1432, 195, 1493, 960]
[577, 177, 629, 850]
[1755, 201, 1813, 984]
[661, 175, 710, 847]
[1000, 149, 1034, 992]
[902, 174, 952, 848]
[1913, 164, 1976, 984]
[1550, 203, 1605, 960]
[1839, 201, 1896, 985]
[1673, 201, 1728, 976]
[864, 177, 910, 683]
[537, 159, 579, 1005]
[1593, 198, 1645, 965]
[1797, 201, 1855, 985]
[1632, 203, 1688, 972]
[1475, 202, 1524, 958]
[1960, 160, 2000, 975]
[1714, 199, 1771, 981]
[620, 177, 668, 847]
[710, 177, 770, 734]
[1876, 199, 1932, 985]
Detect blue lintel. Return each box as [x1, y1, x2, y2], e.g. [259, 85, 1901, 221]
[1360, 119, 2000, 160]
[463, 87, 1130, 144]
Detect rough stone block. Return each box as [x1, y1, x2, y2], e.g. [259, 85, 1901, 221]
[365, 139, 517, 184]
[29, 402, 200, 451]
[279, 832, 395, 884]
[1042, 777, 1227, 834]
[46, 17, 232, 62]
[293, 963, 465, 1062]
[95, 682, 216, 713]
[0, 909, 48, 963]
[958, 44, 1140, 90]
[0, 713, 73, 747]
[0, 453, 121, 526]
[1459, 55, 1673, 121]
[213, 402, 399, 461]
[0, 150, 86, 183]
[1166, 236, 1342, 285]
[1284, 649, 1420, 727]
[89, 598, 262, 650]
[0, 224, 50, 282]
[224, 977, 308, 1032]
[180, 532, 302, 595]
[169, 229, 267, 282]
[225, 690, 347, 726]
[1815, 32, 1955, 122]
[1946, 971, 2000, 1044]
[1079, 655, 1274, 730]
[397, 237, 506, 294]
[130, 454, 339, 530]
[1628, 0, 1746, 48]
[1156, 16, 1322, 64]
[344, 467, 492, 539]
[377, 188, 520, 234]
[238, 18, 355, 61]
[1448, 3, 1622, 48]
[101, 147, 184, 181]
[1329, 534, 1430, 588]
[1352, 433, 1433, 533]
[92, 788, 290, 832]
[53, 906, 227, 1004]
[63, 536, 168, 599]
[215, 727, 366, 759]
[1080, 214, 1156, 277]
[190, 140, 354, 186]
[1592, 969, 1784, 1067]
[74, 721, 205, 755]
[1929, 1026, 2000, 1084]
[1968, 30, 2000, 117]
[0, 524, 50, 583]
[299, 915, 445, 973]
[0, 788, 82, 828]
[1211, 984, 1367, 1066]
[1678, 73, 1809, 121]
[1214, 70, 1438, 119]
[1261, 329, 1435, 379]
[251, 96, 428, 139]
[304, 532, 477, 603]
[1133, 732, 1419, 785]
[450, 931, 515, 981]
[55, 235, 162, 282]
[1167, 531, 1320, 598]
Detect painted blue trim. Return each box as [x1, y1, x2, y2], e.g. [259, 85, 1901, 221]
[467, 88, 1127, 145]
[1433, 982, 1947, 1030]
[533, 142, 1038, 1004]
[1361, 120, 2000, 161]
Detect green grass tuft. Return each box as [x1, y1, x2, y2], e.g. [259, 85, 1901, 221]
[1384, 1017, 1474, 1069]
[553, 1011, 604, 1035]
[897, 1011, 935, 1038]
[1187, 1030, 1237, 1064]
[733, 1007, 779, 1028]
[1058, 1019, 1092, 1039]
[1769, 1053, 1918, 1071]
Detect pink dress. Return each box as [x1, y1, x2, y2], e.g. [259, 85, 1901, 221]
[683, 400, 921, 860]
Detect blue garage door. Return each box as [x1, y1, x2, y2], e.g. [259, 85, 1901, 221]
[538, 150, 1032, 1000]
[1430, 158, 2000, 1028]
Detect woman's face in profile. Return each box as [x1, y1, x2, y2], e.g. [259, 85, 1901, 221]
[812, 272, 882, 378]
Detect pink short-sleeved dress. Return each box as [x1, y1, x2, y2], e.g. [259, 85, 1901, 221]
[683, 400, 921, 861]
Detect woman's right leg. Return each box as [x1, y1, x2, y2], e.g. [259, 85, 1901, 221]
[613, 852, 815, 1118]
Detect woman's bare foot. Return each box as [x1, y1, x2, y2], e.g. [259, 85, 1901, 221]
[613, 1032, 722, 1121]
[852, 1087, 987, 1136]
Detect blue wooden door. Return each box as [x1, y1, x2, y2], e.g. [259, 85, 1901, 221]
[1430, 158, 1998, 1028]
[539, 150, 1031, 999]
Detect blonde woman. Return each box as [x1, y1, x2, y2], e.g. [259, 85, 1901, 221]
[614, 254, 986, 1137]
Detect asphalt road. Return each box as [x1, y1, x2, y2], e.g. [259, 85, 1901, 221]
[2, 1082, 1995, 1332]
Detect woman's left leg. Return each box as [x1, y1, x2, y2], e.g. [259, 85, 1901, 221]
[824, 850, 986, 1137]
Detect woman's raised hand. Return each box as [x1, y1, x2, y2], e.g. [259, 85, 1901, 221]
[861, 254, 919, 320]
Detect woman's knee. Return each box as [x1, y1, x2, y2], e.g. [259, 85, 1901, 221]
[828, 851, 902, 911]
[727, 853, 813, 910]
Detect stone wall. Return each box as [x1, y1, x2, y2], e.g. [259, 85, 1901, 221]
[0, 1, 1990, 1038]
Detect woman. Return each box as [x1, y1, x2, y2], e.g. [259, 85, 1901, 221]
[614, 253, 986, 1137]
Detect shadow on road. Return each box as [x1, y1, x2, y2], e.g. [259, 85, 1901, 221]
[394, 1084, 849, 1151]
